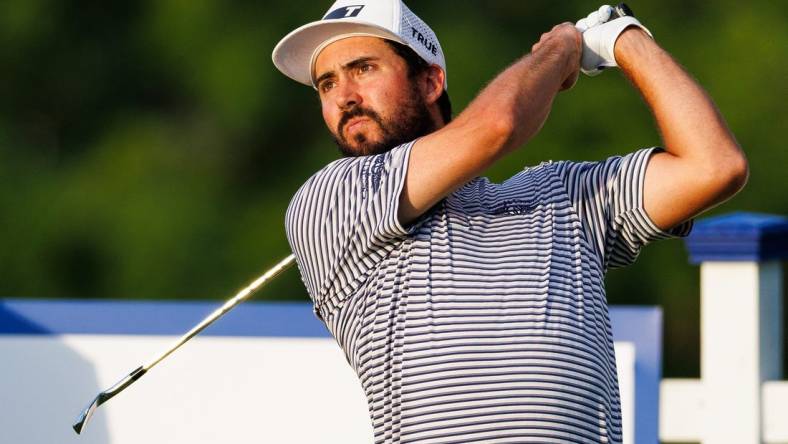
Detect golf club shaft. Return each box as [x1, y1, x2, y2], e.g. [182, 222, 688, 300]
[73, 254, 296, 435]
[144, 254, 296, 371]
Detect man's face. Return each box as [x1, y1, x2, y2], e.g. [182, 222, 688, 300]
[314, 37, 436, 157]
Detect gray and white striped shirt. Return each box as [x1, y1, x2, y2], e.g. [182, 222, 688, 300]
[286, 142, 690, 443]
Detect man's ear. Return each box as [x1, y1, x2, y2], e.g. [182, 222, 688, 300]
[421, 65, 446, 105]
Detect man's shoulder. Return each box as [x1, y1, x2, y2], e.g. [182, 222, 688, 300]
[308, 156, 359, 183]
[285, 150, 387, 224]
[290, 143, 415, 204]
[289, 157, 357, 202]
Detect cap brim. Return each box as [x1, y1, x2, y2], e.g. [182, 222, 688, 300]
[272, 20, 406, 87]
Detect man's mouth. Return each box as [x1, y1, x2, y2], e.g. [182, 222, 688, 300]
[344, 117, 371, 137]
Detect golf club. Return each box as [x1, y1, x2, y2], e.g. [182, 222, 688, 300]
[72, 254, 296, 435]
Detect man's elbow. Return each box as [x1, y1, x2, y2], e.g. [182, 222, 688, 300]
[729, 151, 749, 192]
[711, 144, 749, 198]
[456, 112, 518, 160]
[449, 106, 516, 157]
[490, 115, 517, 152]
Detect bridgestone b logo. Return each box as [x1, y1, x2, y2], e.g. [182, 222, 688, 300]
[324, 5, 364, 19]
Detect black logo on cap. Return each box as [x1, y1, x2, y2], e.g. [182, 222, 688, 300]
[324, 5, 365, 20]
[411, 27, 438, 56]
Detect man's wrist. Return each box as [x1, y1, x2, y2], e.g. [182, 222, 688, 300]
[554, 27, 582, 83]
[527, 23, 582, 91]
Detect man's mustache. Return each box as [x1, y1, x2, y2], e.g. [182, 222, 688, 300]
[337, 106, 384, 139]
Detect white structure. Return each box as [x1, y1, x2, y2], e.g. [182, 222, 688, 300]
[0, 302, 375, 444]
[0, 302, 653, 443]
[661, 212, 788, 443]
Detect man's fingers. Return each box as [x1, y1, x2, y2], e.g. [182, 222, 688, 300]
[587, 11, 602, 27]
[596, 5, 613, 23]
[583, 5, 613, 29]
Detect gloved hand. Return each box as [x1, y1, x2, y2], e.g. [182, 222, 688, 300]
[575, 5, 652, 76]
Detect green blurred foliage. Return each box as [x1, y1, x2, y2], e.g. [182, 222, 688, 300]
[0, 1, 785, 378]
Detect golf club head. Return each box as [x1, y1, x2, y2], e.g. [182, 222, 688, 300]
[72, 365, 147, 435]
[72, 396, 100, 435]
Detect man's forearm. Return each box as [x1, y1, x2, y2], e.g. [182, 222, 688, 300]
[614, 28, 748, 228]
[400, 27, 580, 224]
[456, 35, 576, 158]
[429, 34, 575, 165]
[616, 29, 743, 165]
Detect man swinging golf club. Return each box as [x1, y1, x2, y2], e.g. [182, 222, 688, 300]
[273, 1, 747, 442]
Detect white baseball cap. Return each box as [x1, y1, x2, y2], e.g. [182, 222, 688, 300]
[272, 0, 447, 89]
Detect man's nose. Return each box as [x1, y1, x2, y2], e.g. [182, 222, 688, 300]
[335, 79, 363, 110]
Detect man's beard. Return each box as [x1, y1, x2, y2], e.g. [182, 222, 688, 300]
[332, 87, 437, 157]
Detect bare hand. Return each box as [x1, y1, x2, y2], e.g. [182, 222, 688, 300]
[530, 23, 583, 91]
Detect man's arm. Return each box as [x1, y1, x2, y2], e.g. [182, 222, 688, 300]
[398, 24, 582, 225]
[615, 28, 748, 230]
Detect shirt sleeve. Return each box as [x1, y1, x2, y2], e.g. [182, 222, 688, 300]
[285, 143, 414, 319]
[553, 147, 693, 271]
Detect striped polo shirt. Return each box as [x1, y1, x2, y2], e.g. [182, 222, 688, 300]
[285, 142, 690, 443]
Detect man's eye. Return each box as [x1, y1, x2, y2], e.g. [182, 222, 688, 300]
[320, 81, 335, 92]
[359, 64, 373, 73]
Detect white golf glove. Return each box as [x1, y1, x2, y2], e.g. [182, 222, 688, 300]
[575, 5, 652, 76]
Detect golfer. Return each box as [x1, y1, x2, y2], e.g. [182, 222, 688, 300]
[273, 1, 747, 442]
